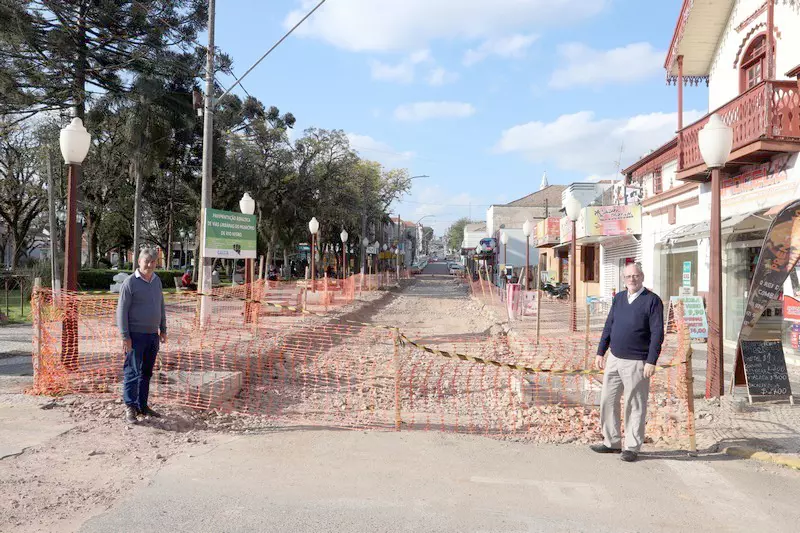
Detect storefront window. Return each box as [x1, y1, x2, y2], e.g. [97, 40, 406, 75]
[724, 232, 782, 342]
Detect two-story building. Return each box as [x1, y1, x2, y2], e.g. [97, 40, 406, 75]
[626, 0, 800, 346]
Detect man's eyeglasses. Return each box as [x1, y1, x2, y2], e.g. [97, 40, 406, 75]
[624, 274, 642, 280]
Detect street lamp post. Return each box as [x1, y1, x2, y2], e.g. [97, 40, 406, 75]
[698, 113, 733, 398]
[240, 192, 256, 322]
[565, 195, 582, 333]
[340, 229, 348, 279]
[522, 220, 532, 291]
[309, 217, 319, 292]
[59, 118, 91, 369]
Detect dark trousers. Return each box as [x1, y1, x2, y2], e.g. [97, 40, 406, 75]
[123, 332, 159, 410]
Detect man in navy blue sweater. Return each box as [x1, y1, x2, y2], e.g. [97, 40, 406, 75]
[591, 262, 664, 462]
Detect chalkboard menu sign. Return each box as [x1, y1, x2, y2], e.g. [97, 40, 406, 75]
[740, 340, 793, 401]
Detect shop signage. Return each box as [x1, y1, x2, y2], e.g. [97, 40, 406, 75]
[678, 286, 694, 297]
[722, 154, 790, 198]
[582, 205, 641, 237]
[535, 218, 561, 246]
[202, 208, 257, 259]
[682, 261, 692, 286]
[366, 246, 377, 255]
[560, 216, 572, 244]
[668, 296, 708, 339]
[733, 197, 800, 399]
[783, 295, 800, 321]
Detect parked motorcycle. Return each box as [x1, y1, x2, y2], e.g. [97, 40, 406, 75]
[542, 283, 570, 299]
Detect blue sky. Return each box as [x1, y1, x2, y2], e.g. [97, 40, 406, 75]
[213, 0, 708, 234]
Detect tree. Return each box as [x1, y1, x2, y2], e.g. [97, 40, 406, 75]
[422, 226, 434, 255]
[447, 217, 477, 252]
[0, 124, 47, 268]
[0, 1, 206, 122]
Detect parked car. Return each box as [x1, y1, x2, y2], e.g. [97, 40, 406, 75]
[449, 263, 465, 275]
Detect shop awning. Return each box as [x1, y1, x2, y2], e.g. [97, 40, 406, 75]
[659, 209, 770, 244]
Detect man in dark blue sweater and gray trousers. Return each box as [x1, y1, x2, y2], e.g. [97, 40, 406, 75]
[591, 262, 664, 462]
[116, 248, 168, 424]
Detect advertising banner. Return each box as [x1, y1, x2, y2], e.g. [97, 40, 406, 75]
[582, 205, 641, 237]
[733, 198, 800, 397]
[202, 208, 257, 259]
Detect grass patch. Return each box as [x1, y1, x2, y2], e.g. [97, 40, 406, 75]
[0, 289, 32, 324]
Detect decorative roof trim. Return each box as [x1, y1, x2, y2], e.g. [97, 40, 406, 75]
[735, 1, 767, 32]
[664, 0, 695, 72]
[666, 75, 709, 86]
[732, 25, 766, 67]
[622, 138, 678, 177]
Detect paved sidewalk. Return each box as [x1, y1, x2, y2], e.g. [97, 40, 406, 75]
[690, 343, 800, 454]
[0, 324, 32, 358]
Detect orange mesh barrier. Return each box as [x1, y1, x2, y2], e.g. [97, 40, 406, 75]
[29, 282, 695, 447]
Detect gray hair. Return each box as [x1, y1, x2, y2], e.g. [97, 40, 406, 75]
[138, 247, 158, 262]
[624, 262, 644, 275]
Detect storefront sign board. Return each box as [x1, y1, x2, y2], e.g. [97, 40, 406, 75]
[669, 296, 708, 339]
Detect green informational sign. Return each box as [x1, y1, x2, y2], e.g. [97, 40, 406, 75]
[202, 208, 257, 259]
[682, 261, 692, 287]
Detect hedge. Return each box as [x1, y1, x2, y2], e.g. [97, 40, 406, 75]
[77, 269, 186, 290]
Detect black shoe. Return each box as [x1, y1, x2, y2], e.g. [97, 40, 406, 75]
[141, 406, 162, 418]
[590, 443, 622, 454]
[125, 405, 139, 424]
[620, 450, 638, 462]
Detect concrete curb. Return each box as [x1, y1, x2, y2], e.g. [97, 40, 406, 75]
[724, 446, 800, 470]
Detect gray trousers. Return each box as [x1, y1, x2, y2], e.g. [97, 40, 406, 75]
[600, 353, 650, 452]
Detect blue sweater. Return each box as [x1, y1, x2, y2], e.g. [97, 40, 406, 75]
[597, 289, 664, 365]
[116, 272, 167, 340]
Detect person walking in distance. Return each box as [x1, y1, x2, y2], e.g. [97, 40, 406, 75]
[116, 248, 168, 424]
[591, 262, 664, 462]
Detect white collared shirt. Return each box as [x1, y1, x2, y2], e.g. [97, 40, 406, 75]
[134, 269, 154, 283]
[627, 286, 645, 304]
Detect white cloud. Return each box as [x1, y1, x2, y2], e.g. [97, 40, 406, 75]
[426, 67, 459, 86]
[549, 42, 664, 89]
[463, 34, 539, 66]
[394, 102, 476, 122]
[393, 186, 487, 236]
[284, 0, 606, 52]
[346, 133, 415, 167]
[494, 109, 704, 175]
[370, 49, 432, 83]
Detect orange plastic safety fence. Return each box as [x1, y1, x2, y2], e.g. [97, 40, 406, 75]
[29, 281, 694, 447]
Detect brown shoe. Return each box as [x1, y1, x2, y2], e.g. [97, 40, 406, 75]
[589, 443, 622, 454]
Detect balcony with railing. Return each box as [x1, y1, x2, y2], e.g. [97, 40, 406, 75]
[677, 80, 800, 180]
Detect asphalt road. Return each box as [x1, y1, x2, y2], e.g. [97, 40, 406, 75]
[421, 261, 451, 276]
[79, 430, 800, 533]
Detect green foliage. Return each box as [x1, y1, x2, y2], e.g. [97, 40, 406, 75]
[447, 218, 478, 252]
[77, 269, 185, 290]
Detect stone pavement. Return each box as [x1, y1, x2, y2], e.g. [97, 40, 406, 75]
[690, 343, 800, 454]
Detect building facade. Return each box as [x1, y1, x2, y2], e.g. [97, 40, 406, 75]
[626, 0, 800, 347]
